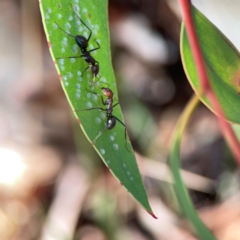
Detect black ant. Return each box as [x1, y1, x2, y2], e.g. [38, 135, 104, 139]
[75, 87, 129, 150]
[55, 4, 100, 79]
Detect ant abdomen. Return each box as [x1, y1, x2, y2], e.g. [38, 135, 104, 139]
[92, 65, 99, 77]
[106, 116, 116, 130]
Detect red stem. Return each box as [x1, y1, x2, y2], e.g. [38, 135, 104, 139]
[179, 0, 240, 163]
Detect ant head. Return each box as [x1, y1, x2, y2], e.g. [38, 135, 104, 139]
[75, 35, 88, 49]
[101, 88, 113, 98]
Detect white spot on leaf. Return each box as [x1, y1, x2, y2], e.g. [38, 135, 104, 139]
[59, 59, 64, 65]
[100, 112, 106, 119]
[65, 22, 71, 29]
[67, 72, 73, 78]
[110, 135, 115, 141]
[96, 117, 101, 124]
[113, 144, 119, 150]
[100, 149, 105, 155]
[87, 102, 92, 108]
[72, 44, 78, 53]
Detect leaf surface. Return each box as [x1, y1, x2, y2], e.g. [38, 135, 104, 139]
[39, 0, 155, 215]
[181, 6, 240, 124]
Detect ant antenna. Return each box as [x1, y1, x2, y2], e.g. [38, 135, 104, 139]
[89, 76, 110, 88]
[73, 107, 105, 113]
[54, 22, 75, 38]
[70, 4, 92, 33]
[92, 127, 108, 144]
[90, 75, 104, 87]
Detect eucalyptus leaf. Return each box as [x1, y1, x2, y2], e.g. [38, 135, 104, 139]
[39, 0, 155, 216]
[181, 6, 240, 124]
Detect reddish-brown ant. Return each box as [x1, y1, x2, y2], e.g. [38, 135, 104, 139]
[75, 86, 129, 150]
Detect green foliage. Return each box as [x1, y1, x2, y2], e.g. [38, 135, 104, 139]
[169, 95, 216, 240]
[39, 0, 154, 215]
[170, 5, 240, 239]
[181, 6, 240, 124]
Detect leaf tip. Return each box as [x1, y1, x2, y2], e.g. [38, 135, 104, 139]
[147, 210, 158, 219]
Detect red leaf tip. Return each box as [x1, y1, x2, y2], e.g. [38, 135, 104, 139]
[147, 211, 158, 219]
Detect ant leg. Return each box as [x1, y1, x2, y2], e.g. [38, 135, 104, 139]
[88, 47, 100, 53]
[56, 55, 83, 59]
[74, 107, 106, 112]
[92, 127, 108, 144]
[85, 89, 98, 95]
[115, 117, 126, 137]
[100, 82, 110, 87]
[112, 102, 120, 108]
[70, 4, 92, 42]
[115, 116, 130, 152]
[90, 75, 110, 88]
[85, 88, 106, 106]
[99, 95, 106, 106]
[82, 65, 90, 77]
[95, 40, 100, 49]
[54, 22, 75, 38]
[88, 41, 100, 53]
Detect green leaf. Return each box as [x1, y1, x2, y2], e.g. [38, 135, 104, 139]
[169, 95, 216, 240]
[39, 0, 155, 216]
[181, 6, 240, 124]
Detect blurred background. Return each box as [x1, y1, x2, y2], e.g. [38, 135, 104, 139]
[0, 0, 240, 239]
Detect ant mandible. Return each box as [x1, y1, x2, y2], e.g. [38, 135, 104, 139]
[55, 4, 100, 79]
